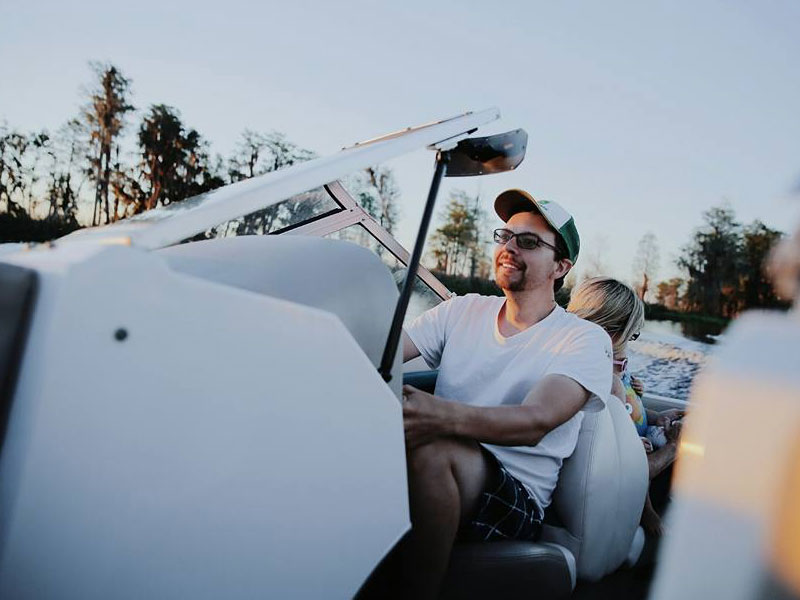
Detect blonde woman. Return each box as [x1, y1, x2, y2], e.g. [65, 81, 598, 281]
[567, 277, 683, 536]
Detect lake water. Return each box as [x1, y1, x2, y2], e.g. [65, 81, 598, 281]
[627, 319, 721, 401]
[644, 318, 727, 345]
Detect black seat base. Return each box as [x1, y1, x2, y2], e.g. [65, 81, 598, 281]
[443, 541, 574, 599]
[357, 537, 574, 599]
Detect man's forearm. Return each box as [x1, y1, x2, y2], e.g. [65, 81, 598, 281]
[403, 375, 587, 449]
[647, 441, 677, 479]
[451, 403, 548, 447]
[403, 391, 546, 447]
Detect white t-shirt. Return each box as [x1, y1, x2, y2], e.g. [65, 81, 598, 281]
[405, 294, 612, 510]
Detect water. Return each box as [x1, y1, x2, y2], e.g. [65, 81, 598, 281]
[644, 318, 727, 345]
[626, 319, 719, 401]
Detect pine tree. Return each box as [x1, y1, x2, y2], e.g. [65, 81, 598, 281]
[82, 62, 134, 225]
[428, 190, 487, 277]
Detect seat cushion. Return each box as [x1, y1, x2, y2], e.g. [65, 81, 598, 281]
[541, 398, 649, 580]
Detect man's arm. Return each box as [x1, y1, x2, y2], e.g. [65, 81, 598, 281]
[402, 330, 421, 363]
[652, 408, 685, 428]
[647, 437, 678, 479]
[403, 374, 590, 449]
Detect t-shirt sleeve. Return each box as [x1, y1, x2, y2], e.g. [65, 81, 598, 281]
[548, 323, 613, 412]
[403, 296, 460, 369]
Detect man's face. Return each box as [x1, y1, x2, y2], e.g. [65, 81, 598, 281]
[494, 211, 566, 292]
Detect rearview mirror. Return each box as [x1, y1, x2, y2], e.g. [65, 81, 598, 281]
[444, 129, 528, 177]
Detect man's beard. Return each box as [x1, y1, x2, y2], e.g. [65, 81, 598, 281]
[495, 256, 528, 292]
[505, 277, 527, 292]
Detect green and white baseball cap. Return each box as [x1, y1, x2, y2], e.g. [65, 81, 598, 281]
[494, 189, 580, 263]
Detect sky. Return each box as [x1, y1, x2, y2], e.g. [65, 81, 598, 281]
[1, 0, 799, 284]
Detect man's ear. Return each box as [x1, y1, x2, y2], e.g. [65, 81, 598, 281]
[554, 258, 573, 280]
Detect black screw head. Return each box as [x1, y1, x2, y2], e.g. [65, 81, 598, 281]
[114, 328, 128, 342]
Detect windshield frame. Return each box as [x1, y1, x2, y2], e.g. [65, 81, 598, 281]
[281, 180, 452, 303]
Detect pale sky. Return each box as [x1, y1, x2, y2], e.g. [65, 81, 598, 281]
[1, 0, 798, 284]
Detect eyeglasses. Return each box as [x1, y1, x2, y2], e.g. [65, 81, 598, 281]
[608, 328, 641, 342]
[493, 228, 558, 252]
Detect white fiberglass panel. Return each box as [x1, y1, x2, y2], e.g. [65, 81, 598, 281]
[0, 244, 409, 599]
[326, 224, 443, 323]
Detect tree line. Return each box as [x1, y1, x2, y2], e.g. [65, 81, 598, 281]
[2, 63, 784, 319]
[625, 205, 786, 318]
[0, 62, 399, 242]
[663, 204, 785, 317]
[427, 191, 785, 319]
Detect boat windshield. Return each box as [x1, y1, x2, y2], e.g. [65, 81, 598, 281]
[190, 175, 451, 324]
[189, 187, 341, 239]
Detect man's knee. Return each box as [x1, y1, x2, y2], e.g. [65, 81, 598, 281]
[407, 438, 480, 476]
[406, 439, 492, 515]
[407, 438, 457, 478]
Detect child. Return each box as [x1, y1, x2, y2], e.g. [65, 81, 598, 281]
[567, 277, 684, 536]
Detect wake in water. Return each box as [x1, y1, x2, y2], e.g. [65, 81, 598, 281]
[626, 334, 711, 402]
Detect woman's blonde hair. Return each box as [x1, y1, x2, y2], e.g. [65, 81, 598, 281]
[567, 276, 645, 359]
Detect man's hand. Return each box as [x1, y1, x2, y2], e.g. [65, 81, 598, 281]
[655, 408, 684, 430]
[402, 385, 459, 449]
[630, 375, 645, 397]
[665, 419, 683, 443]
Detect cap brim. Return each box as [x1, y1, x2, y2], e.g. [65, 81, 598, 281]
[494, 189, 542, 222]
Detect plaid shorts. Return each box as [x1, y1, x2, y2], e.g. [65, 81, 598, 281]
[458, 451, 543, 542]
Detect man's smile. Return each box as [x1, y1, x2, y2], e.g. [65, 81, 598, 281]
[497, 254, 525, 274]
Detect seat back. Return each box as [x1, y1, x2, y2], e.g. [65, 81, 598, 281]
[541, 398, 649, 581]
[158, 235, 403, 397]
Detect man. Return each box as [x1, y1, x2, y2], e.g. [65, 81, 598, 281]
[399, 189, 612, 598]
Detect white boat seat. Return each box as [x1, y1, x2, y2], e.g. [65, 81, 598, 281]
[540, 394, 649, 581]
[158, 235, 403, 397]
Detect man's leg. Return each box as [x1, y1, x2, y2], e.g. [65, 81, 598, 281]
[402, 438, 493, 599]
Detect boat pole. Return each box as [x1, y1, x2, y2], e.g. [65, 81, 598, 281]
[379, 151, 448, 382]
